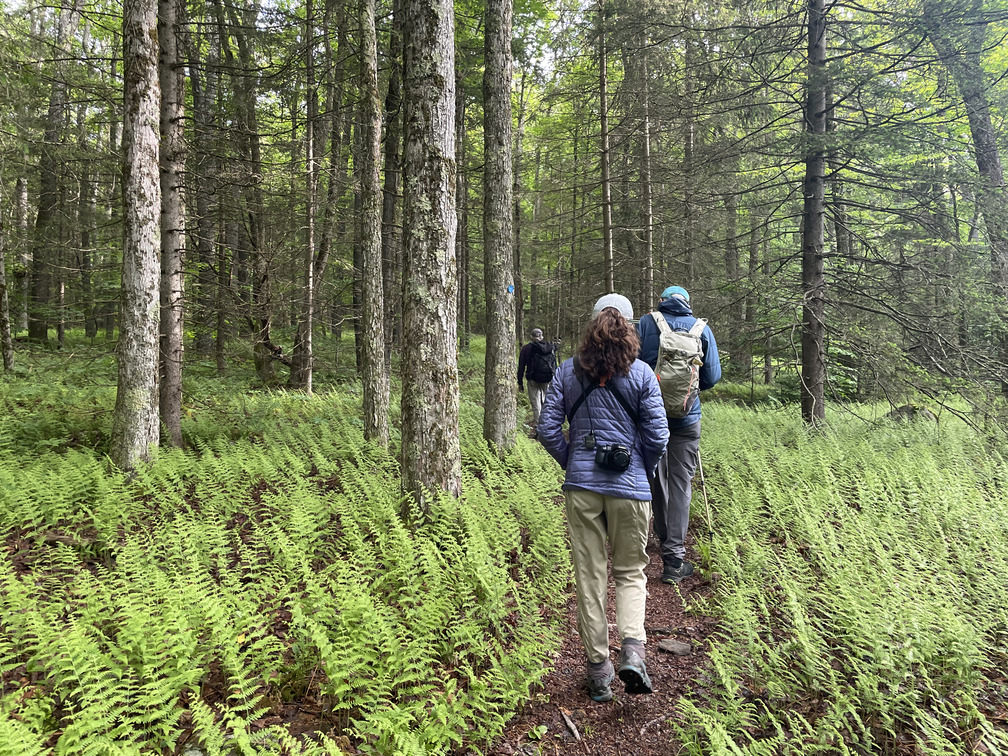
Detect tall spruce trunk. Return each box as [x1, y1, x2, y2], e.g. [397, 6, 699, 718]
[159, 0, 186, 446]
[683, 37, 696, 289]
[512, 74, 526, 340]
[290, 0, 317, 392]
[598, 3, 614, 294]
[400, 0, 462, 514]
[381, 0, 403, 366]
[641, 52, 654, 305]
[187, 15, 220, 356]
[112, 0, 162, 469]
[482, 0, 516, 449]
[29, 0, 83, 342]
[360, 0, 389, 443]
[801, 0, 827, 426]
[925, 9, 1008, 392]
[0, 206, 12, 370]
[15, 177, 28, 334]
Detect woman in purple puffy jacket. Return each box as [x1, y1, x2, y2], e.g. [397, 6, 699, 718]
[537, 293, 669, 703]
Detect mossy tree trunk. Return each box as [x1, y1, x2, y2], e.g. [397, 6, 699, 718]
[112, 0, 161, 470]
[159, 0, 186, 447]
[360, 0, 389, 444]
[482, 0, 517, 451]
[400, 0, 462, 515]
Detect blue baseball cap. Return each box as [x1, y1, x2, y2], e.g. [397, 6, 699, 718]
[661, 285, 689, 302]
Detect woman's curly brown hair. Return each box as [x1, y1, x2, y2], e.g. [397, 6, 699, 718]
[577, 307, 640, 381]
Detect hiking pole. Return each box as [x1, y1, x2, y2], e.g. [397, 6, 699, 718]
[696, 447, 714, 539]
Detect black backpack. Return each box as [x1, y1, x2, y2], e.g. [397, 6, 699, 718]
[528, 342, 556, 383]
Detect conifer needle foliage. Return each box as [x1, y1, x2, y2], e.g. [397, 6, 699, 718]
[0, 369, 570, 755]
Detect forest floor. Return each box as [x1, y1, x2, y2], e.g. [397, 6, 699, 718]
[477, 530, 719, 756]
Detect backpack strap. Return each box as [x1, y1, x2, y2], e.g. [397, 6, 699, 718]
[688, 318, 707, 338]
[651, 311, 706, 339]
[651, 311, 672, 335]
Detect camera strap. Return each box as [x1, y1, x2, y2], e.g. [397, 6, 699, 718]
[568, 357, 640, 426]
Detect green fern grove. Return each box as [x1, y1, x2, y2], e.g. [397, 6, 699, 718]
[0, 352, 571, 755]
[679, 404, 1008, 755]
[4, 343, 1008, 755]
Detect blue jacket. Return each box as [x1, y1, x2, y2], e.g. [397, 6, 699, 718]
[537, 357, 669, 500]
[637, 297, 721, 429]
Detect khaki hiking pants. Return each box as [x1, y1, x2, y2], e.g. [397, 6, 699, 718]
[564, 489, 650, 664]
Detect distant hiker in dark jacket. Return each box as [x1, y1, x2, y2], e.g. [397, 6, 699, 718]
[638, 285, 721, 585]
[517, 328, 556, 435]
[538, 294, 669, 704]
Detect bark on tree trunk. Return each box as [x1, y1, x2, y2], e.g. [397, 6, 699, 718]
[112, 0, 161, 469]
[15, 177, 28, 335]
[223, 0, 274, 384]
[159, 0, 186, 447]
[724, 189, 740, 375]
[381, 0, 403, 368]
[187, 13, 219, 356]
[925, 9, 1008, 393]
[641, 53, 654, 305]
[0, 207, 13, 371]
[482, 0, 517, 450]
[290, 0, 317, 392]
[598, 3, 614, 294]
[360, 0, 389, 443]
[29, 0, 83, 342]
[456, 86, 470, 351]
[683, 38, 696, 290]
[801, 0, 827, 427]
[400, 0, 462, 514]
[513, 72, 526, 341]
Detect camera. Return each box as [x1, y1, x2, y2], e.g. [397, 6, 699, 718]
[594, 443, 631, 472]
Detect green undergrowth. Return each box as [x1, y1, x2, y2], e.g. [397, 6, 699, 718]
[0, 349, 571, 755]
[678, 403, 1008, 755]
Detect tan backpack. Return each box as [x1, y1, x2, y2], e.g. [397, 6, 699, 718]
[650, 312, 707, 418]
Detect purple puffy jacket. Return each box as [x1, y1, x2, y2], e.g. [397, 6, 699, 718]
[537, 357, 669, 500]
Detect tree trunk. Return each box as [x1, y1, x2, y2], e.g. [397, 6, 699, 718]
[187, 12, 220, 355]
[640, 52, 654, 306]
[513, 72, 526, 341]
[159, 0, 186, 447]
[925, 7, 1008, 392]
[0, 205, 13, 371]
[482, 0, 517, 450]
[360, 0, 389, 443]
[598, 3, 614, 294]
[112, 0, 161, 469]
[400, 0, 462, 514]
[223, 0, 274, 383]
[15, 177, 28, 334]
[683, 37, 696, 290]
[456, 84, 471, 351]
[290, 0, 317, 392]
[744, 213, 760, 380]
[724, 189, 740, 375]
[801, 0, 827, 426]
[29, 0, 83, 342]
[381, 0, 403, 368]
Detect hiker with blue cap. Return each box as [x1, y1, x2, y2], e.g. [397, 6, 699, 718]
[638, 285, 721, 584]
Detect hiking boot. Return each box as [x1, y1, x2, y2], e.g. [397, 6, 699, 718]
[586, 658, 615, 703]
[661, 558, 694, 584]
[617, 639, 652, 695]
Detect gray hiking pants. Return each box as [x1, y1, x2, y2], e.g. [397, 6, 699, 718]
[528, 380, 550, 429]
[650, 420, 701, 563]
